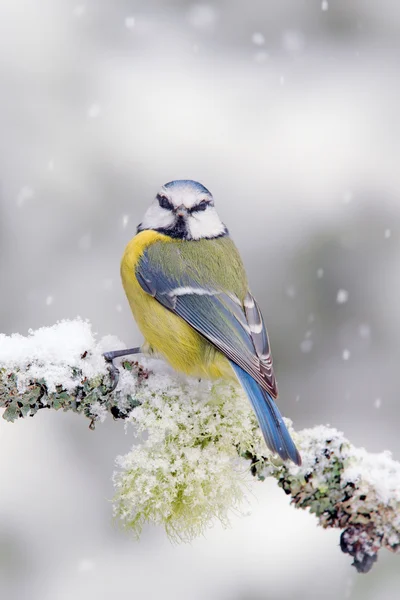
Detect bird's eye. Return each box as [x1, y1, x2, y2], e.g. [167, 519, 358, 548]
[191, 200, 209, 213]
[158, 194, 173, 210]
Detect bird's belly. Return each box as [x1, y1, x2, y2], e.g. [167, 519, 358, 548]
[131, 288, 232, 380]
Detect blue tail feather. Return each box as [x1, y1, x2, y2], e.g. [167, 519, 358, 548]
[230, 361, 301, 465]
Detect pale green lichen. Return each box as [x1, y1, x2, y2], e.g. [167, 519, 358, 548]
[253, 426, 400, 572]
[1, 319, 400, 572]
[113, 378, 262, 541]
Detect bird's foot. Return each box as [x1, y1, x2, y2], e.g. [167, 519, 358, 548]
[102, 347, 142, 392]
[103, 352, 120, 392]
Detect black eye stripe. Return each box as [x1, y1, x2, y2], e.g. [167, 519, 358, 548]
[157, 194, 174, 210]
[190, 200, 210, 213]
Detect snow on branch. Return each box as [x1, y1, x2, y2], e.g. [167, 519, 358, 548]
[0, 319, 399, 573]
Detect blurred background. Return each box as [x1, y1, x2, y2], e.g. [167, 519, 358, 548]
[0, 0, 400, 598]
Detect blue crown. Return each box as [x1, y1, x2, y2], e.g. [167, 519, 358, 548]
[164, 180, 211, 195]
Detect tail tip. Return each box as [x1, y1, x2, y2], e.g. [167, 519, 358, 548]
[277, 444, 302, 466]
[292, 448, 302, 466]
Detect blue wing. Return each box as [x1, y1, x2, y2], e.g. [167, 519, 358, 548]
[137, 249, 278, 397]
[136, 246, 301, 464]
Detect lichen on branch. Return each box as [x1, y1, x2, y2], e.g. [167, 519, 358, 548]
[0, 319, 399, 573]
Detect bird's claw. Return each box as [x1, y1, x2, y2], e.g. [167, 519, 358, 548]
[103, 353, 120, 392]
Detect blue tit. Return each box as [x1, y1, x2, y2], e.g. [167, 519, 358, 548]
[107, 180, 301, 465]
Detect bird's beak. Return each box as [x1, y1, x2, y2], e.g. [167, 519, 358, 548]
[176, 206, 187, 218]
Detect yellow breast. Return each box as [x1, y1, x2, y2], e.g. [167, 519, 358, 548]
[120, 230, 233, 381]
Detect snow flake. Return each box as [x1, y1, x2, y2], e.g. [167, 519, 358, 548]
[252, 32, 265, 46]
[125, 16, 135, 29]
[321, 0, 329, 11]
[342, 349, 351, 361]
[337, 289, 349, 304]
[87, 104, 101, 119]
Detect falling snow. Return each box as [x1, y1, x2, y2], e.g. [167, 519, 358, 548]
[337, 289, 349, 304]
[125, 16, 135, 29]
[45, 296, 54, 307]
[374, 398, 382, 409]
[342, 349, 351, 361]
[252, 32, 265, 46]
[87, 104, 101, 119]
[384, 229, 391, 239]
[122, 214, 129, 228]
[321, 0, 329, 11]
[317, 268, 324, 279]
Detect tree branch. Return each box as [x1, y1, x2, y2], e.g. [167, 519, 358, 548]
[0, 320, 398, 573]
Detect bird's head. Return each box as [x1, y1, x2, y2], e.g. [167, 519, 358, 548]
[137, 180, 228, 240]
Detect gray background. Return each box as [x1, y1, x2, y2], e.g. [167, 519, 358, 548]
[0, 1, 399, 598]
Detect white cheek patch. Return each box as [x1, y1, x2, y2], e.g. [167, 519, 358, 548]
[138, 200, 226, 240]
[187, 207, 226, 240]
[140, 203, 175, 231]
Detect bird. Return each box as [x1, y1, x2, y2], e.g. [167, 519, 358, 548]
[104, 180, 301, 465]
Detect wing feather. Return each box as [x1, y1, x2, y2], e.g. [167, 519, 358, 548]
[137, 245, 278, 398]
